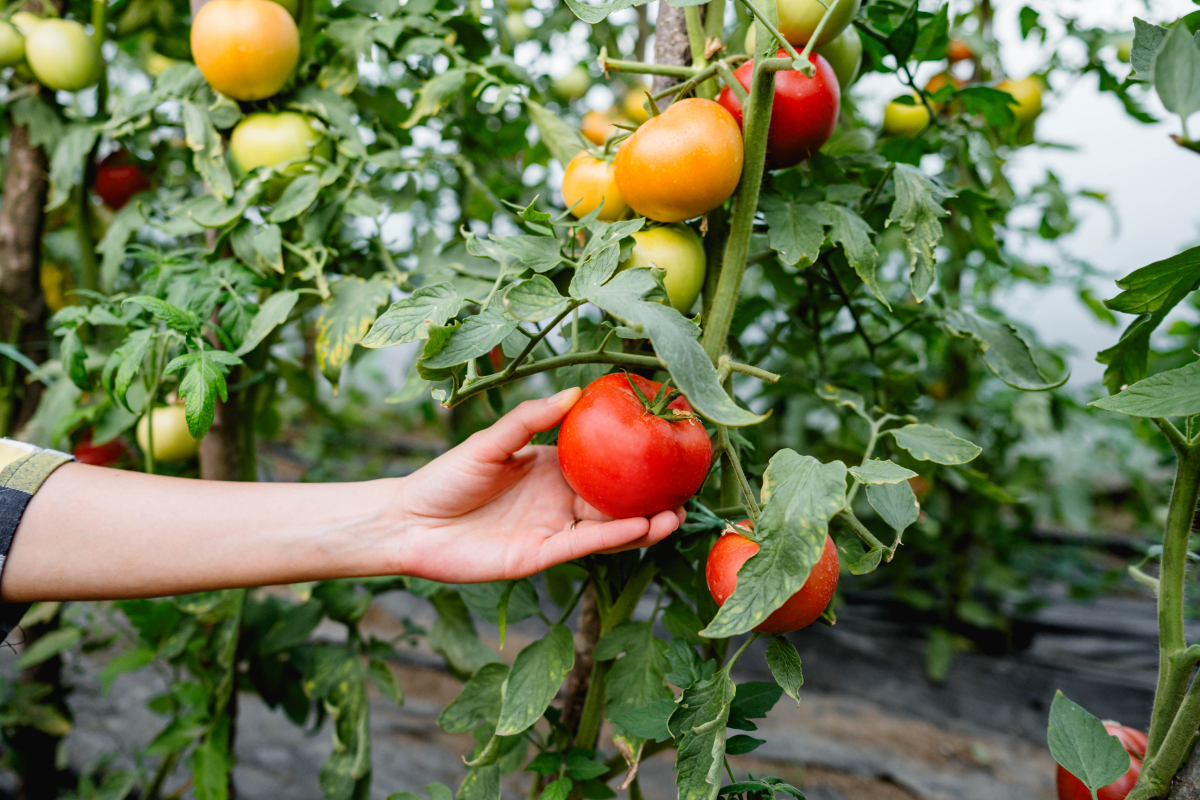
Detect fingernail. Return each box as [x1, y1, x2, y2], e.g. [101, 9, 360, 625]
[549, 387, 580, 405]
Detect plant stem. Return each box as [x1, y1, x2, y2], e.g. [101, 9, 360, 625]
[556, 578, 591, 626]
[715, 61, 748, 103]
[845, 420, 881, 506]
[684, 5, 707, 67]
[720, 356, 780, 383]
[838, 509, 887, 552]
[718, 426, 760, 521]
[731, 0, 803, 65]
[598, 54, 697, 79]
[723, 632, 761, 672]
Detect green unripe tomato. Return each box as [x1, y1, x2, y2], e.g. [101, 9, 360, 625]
[882, 95, 930, 137]
[508, 0, 532, 10]
[815, 25, 862, 90]
[0, 21, 24, 67]
[137, 406, 198, 463]
[998, 76, 1043, 125]
[505, 11, 531, 41]
[619, 224, 706, 314]
[230, 112, 328, 173]
[25, 19, 100, 91]
[777, 0, 860, 48]
[9, 12, 42, 35]
[554, 65, 591, 99]
[1116, 35, 1132, 63]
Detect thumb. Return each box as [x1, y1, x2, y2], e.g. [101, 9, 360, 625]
[468, 387, 582, 462]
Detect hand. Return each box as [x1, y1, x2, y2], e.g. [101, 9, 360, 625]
[390, 388, 686, 583]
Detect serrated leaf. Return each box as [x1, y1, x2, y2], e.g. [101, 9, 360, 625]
[61, 329, 89, 390]
[103, 328, 154, 411]
[438, 662, 510, 733]
[168, 349, 243, 439]
[1047, 692, 1130, 794]
[885, 165, 953, 301]
[495, 624, 574, 735]
[1090, 359, 1200, 418]
[231, 222, 283, 275]
[849, 546, 883, 575]
[849, 459, 917, 484]
[404, 69, 469, 129]
[815, 382, 870, 420]
[362, 283, 462, 348]
[1154, 23, 1200, 123]
[46, 124, 99, 212]
[505, 276, 570, 322]
[492, 235, 564, 273]
[316, 276, 392, 383]
[570, 245, 622, 299]
[181, 100, 233, 200]
[764, 637, 804, 706]
[457, 580, 540, 625]
[235, 291, 298, 356]
[369, 659, 406, 705]
[1132, 17, 1169, 81]
[429, 590, 500, 678]
[124, 296, 201, 335]
[701, 451, 846, 638]
[607, 699, 676, 742]
[866, 481, 919, 534]
[525, 98, 588, 164]
[594, 622, 672, 721]
[761, 195, 827, 268]
[561, 0, 648, 23]
[819, 202, 886, 308]
[942, 309, 1067, 391]
[728, 681, 782, 728]
[423, 307, 521, 369]
[668, 672, 734, 800]
[889, 424, 980, 465]
[267, 173, 322, 223]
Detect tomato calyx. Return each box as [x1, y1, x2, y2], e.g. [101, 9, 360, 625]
[623, 371, 698, 422]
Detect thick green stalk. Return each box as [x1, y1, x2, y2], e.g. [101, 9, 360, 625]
[699, 11, 776, 363]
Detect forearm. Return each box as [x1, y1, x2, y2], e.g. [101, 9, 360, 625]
[1, 463, 404, 602]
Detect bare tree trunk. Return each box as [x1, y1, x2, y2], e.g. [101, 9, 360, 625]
[1171, 740, 1200, 799]
[0, 123, 49, 435]
[652, 3, 694, 94]
[561, 586, 602, 735]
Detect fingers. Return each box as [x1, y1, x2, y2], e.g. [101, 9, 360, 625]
[596, 508, 683, 553]
[465, 388, 582, 463]
[536, 517, 651, 570]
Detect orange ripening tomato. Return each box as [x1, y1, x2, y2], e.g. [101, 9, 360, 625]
[581, 110, 620, 145]
[191, 0, 299, 101]
[706, 521, 839, 634]
[614, 98, 743, 223]
[946, 39, 974, 63]
[562, 153, 627, 221]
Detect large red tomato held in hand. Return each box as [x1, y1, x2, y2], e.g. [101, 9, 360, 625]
[717, 51, 840, 170]
[94, 152, 151, 210]
[706, 521, 839, 634]
[1056, 723, 1146, 800]
[557, 372, 712, 519]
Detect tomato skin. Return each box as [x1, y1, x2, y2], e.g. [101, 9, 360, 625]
[614, 98, 744, 223]
[137, 406, 199, 463]
[1055, 723, 1145, 800]
[25, 19, 100, 92]
[557, 373, 712, 519]
[882, 94, 930, 137]
[562, 153, 627, 221]
[581, 110, 618, 146]
[618, 224, 706, 313]
[817, 26, 862, 91]
[998, 76, 1043, 125]
[0, 21, 24, 67]
[777, 0, 860, 48]
[946, 39, 974, 63]
[73, 436, 128, 468]
[230, 112, 326, 172]
[94, 152, 151, 210]
[191, 0, 299, 101]
[706, 522, 839, 634]
[554, 65, 591, 99]
[717, 51, 839, 170]
[623, 90, 650, 124]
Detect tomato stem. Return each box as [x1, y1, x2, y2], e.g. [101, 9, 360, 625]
[596, 54, 697, 79]
[793, 0, 842, 73]
[839, 509, 887, 552]
[717, 426, 760, 521]
[715, 62, 748, 104]
[729, 0, 804, 66]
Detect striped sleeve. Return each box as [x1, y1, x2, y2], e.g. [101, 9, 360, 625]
[0, 440, 73, 642]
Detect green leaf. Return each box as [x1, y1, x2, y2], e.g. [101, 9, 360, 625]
[458, 764, 501, 800]
[764, 637, 803, 706]
[104, 328, 154, 412]
[369, 659, 405, 705]
[187, 179, 262, 228]
[424, 307, 522, 369]
[46, 124, 99, 211]
[525, 97, 589, 163]
[404, 69, 469, 129]
[761, 195, 827, 268]
[192, 735, 232, 800]
[607, 699, 676, 742]
[725, 735, 766, 755]
[16, 626, 82, 670]
[889, 424, 981, 465]
[561, 0, 646, 23]
[362, 283, 462, 348]
[668, 672, 735, 800]
[728, 681, 782, 728]
[1047, 692, 1131, 794]
[438, 662, 510, 733]
[168, 349, 243, 439]
[866, 481, 920, 534]
[665, 639, 716, 690]
[267, 173, 322, 223]
[124, 296, 201, 335]
[12, 95, 63, 151]
[235, 291, 299, 357]
[594, 622, 672, 719]
[567, 751, 610, 780]
[570, 245, 623, 300]
[495, 624, 575, 735]
[1107, 244, 1200, 315]
[61, 329, 89, 391]
[539, 777, 573, 800]
[815, 382, 870, 421]
[505, 276, 571, 322]
[701, 451, 846, 638]
[819, 202, 886, 307]
[430, 590, 501, 678]
[1132, 17, 1169, 81]
[848, 546, 884, 575]
[231, 221, 284, 275]
[97, 202, 145, 292]
[181, 100, 233, 200]
[316, 276, 392, 383]
[1090, 359, 1200, 417]
[458, 580, 540, 625]
[849, 459, 917, 484]
[100, 647, 156, 692]
[588, 277, 765, 427]
[1154, 23, 1200, 123]
[259, 599, 323, 654]
[492, 235, 564, 273]
[942, 309, 1068, 390]
[885, 164, 954, 301]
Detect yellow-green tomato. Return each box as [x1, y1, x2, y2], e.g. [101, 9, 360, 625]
[816, 25, 862, 91]
[508, 0, 532, 10]
[554, 65, 591, 99]
[998, 76, 1043, 125]
[1116, 35, 1132, 63]
[505, 11, 531, 41]
[882, 94, 930, 136]
[777, 0, 860, 48]
[230, 112, 326, 172]
[0, 22, 24, 67]
[137, 406, 199, 463]
[25, 19, 100, 91]
[619, 224, 706, 314]
[10, 12, 41, 35]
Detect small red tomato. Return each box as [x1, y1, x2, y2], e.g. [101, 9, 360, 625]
[706, 521, 839, 634]
[717, 50, 840, 170]
[94, 152, 151, 210]
[946, 39, 974, 64]
[73, 435, 128, 468]
[557, 372, 712, 519]
[1056, 722, 1146, 800]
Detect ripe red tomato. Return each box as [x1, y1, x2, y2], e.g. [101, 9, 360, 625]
[1056, 723, 1146, 800]
[73, 435, 128, 468]
[706, 521, 839, 634]
[613, 98, 744, 223]
[94, 152, 151, 210]
[557, 372, 712, 519]
[717, 51, 840, 170]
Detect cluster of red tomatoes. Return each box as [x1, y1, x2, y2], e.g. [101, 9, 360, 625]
[557, 373, 838, 634]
